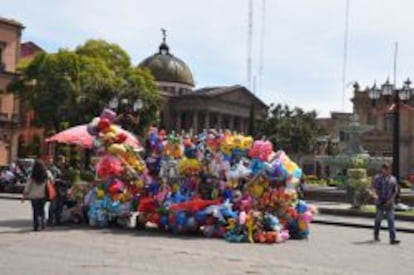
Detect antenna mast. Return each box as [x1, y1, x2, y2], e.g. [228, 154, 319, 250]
[393, 42, 398, 85]
[341, 0, 350, 111]
[247, 0, 253, 91]
[258, 0, 266, 96]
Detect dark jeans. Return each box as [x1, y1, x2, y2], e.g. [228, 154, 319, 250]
[374, 204, 396, 241]
[31, 199, 46, 230]
[48, 197, 64, 225]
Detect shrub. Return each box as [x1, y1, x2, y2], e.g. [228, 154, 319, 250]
[399, 180, 412, 189]
[347, 168, 371, 209]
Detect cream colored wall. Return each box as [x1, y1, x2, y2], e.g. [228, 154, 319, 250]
[0, 22, 20, 72]
[0, 145, 8, 166]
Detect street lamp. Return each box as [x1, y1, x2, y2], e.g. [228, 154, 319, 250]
[109, 96, 143, 133]
[368, 78, 414, 181]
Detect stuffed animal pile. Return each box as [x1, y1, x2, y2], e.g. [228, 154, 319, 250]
[84, 109, 316, 244]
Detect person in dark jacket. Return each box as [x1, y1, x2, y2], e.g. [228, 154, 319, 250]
[371, 164, 400, 245]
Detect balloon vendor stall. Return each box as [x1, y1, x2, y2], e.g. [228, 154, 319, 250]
[82, 109, 316, 244]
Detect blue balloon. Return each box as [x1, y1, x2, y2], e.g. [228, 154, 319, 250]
[296, 201, 308, 214]
[221, 207, 238, 219]
[250, 159, 265, 174]
[194, 210, 208, 224]
[159, 215, 169, 229]
[176, 211, 187, 226]
[222, 189, 233, 201]
[293, 168, 302, 179]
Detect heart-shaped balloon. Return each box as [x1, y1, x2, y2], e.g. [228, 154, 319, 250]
[116, 132, 128, 143]
[98, 118, 111, 132]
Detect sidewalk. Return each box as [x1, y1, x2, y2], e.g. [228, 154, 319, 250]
[0, 193, 22, 200]
[311, 201, 414, 233]
[313, 214, 414, 233]
[312, 200, 414, 221]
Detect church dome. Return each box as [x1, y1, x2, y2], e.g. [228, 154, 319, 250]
[139, 40, 194, 87]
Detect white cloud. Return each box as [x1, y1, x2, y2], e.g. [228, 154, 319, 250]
[3, 0, 414, 116]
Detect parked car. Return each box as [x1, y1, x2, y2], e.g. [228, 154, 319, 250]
[0, 158, 35, 193]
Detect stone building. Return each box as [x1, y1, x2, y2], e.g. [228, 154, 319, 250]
[138, 35, 268, 133]
[352, 81, 414, 177]
[314, 81, 414, 178]
[0, 17, 23, 165]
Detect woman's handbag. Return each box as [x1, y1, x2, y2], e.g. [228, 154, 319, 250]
[46, 180, 57, 201]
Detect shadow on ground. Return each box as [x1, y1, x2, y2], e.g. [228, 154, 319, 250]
[0, 218, 216, 241]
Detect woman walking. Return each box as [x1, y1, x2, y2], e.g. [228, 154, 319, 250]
[22, 160, 48, 231]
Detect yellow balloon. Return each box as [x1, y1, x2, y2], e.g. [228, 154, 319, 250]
[108, 144, 127, 155]
[243, 136, 254, 150]
[102, 132, 117, 144]
[298, 219, 307, 231]
[135, 180, 144, 189]
[284, 161, 296, 174]
[96, 189, 105, 199]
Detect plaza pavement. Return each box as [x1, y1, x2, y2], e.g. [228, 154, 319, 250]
[0, 199, 413, 275]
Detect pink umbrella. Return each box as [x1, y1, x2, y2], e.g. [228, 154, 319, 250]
[46, 125, 142, 150]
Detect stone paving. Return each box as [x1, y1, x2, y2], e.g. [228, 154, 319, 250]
[0, 199, 413, 275]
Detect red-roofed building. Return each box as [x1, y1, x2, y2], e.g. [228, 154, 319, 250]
[20, 41, 43, 59]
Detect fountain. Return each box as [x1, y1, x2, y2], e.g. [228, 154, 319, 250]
[316, 114, 391, 170]
[316, 114, 392, 208]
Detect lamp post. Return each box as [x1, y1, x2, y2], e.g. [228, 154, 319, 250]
[109, 97, 143, 134]
[368, 78, 413, 181]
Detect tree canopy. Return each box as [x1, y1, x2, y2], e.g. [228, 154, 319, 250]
[257, 104, 325, 155]
[9, 39, 162, 134]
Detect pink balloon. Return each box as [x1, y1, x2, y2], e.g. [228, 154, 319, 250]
[239, 211, 247, 225]
[301, 211, 314, 223]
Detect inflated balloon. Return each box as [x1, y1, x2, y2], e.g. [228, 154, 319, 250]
[87, 124, 99, 136]
[98, 118, 111, 132]
[108, 143, 127, 155]
[100, 108, 117, 122]
[96, 189, 105, 199]
[116, 132, 128, 143]
[83, 119, 314, 244]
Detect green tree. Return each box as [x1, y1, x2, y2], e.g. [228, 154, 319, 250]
[258, 103, 325, 155]
[8, 39, 162, 135]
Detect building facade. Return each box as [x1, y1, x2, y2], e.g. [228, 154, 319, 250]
[315, 81, 414, 178]
[0, 18, 44, 165]
[352, 81, 414, 177]
[138, 37, 268, 133]
[0, 18, 23, 165]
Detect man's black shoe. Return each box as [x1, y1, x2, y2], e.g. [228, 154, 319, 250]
[390, 240, 401, 245]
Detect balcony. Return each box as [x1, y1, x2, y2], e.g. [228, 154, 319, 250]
[0, 112, 23, 125]
[0, 112, 8, 121]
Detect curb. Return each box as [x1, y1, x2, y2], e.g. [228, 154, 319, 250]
[318, 207, 414, 222]
[312, 218, 414, 234]
[0, 195, 23, 200]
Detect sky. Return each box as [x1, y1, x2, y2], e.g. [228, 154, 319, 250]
[3, 0, 414, 117]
